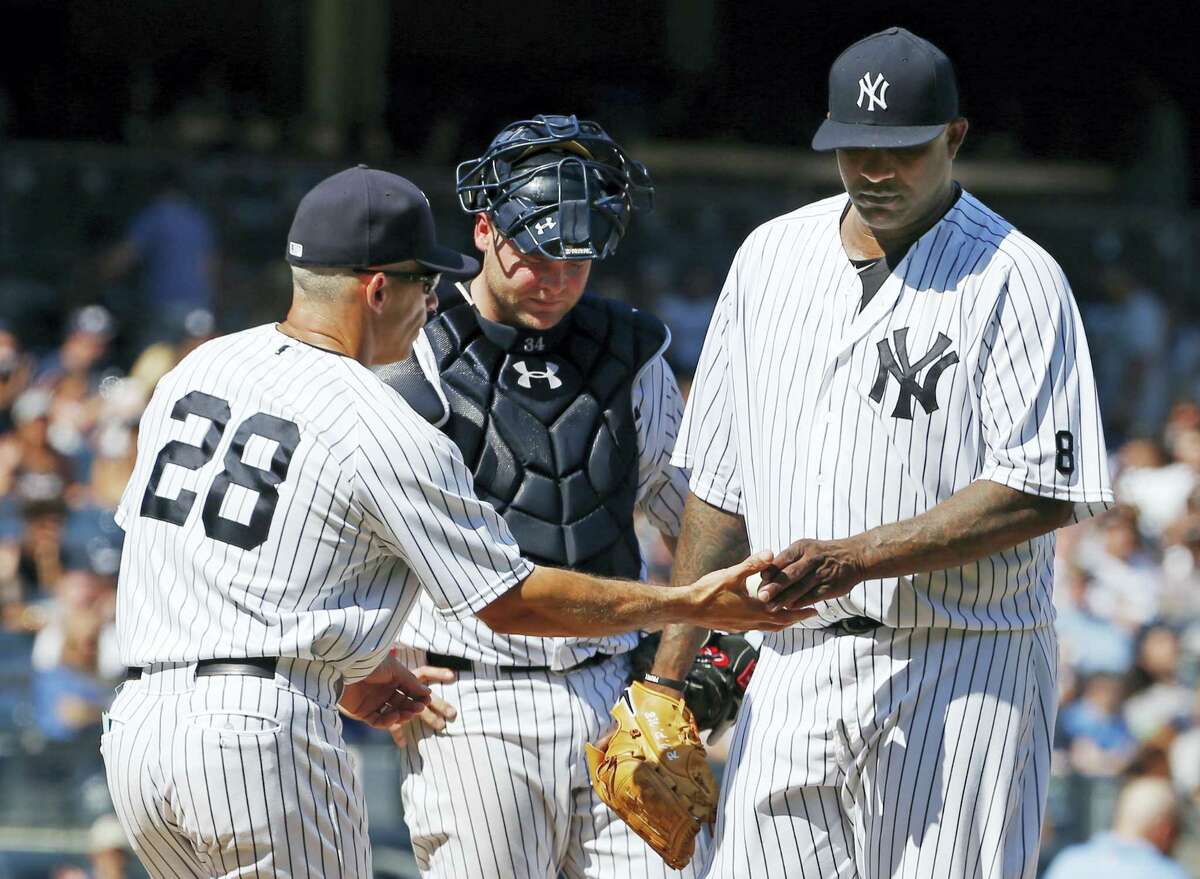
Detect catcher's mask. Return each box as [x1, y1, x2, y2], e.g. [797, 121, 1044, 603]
[455, 114, 653, 261]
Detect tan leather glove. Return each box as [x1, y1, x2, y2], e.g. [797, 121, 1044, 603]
[585, 682, 718, 869]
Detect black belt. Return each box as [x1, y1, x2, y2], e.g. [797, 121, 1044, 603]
[125, 657, 279, 682]
[825, 616, 881, 636]
[424, 651, 611, 676]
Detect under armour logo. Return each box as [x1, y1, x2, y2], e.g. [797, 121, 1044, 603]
[857, 72, 890, 112]
[869, 328, 958, 420]
[533, 216, 556, 235]
[512, 359, 563, 389]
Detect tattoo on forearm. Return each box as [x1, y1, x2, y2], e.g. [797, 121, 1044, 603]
[670, 494, 750, 588]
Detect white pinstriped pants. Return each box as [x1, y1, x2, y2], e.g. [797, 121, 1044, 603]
[395, 648, 705, 879]
[703, 625, 1057, 879]
[101, 659, 368, 878]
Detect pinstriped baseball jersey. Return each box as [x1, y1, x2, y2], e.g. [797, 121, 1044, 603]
[114, 323, 533, 684]
[394, 318, 688, 670]
[673, 190, 1113, 630]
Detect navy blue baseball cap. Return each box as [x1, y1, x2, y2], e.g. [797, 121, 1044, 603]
[286, 165, 479, 276]
[812, 27, 959, 152]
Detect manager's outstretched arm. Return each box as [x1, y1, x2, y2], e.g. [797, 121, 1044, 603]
[476, 546, 802, 637]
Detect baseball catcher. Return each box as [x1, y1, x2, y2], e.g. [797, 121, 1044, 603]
[376, 115, 718, 879]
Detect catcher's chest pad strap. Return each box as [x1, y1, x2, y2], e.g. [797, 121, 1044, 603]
[420, 298, 667, 578]
[374, 349, 448, 426]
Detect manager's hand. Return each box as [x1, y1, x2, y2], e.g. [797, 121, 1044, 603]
[340, 653, 432, 729]
[388, 664, 459, 743]
[683, 552, 817, 631]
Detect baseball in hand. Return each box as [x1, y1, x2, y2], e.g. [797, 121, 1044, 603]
[746, 571, 764, 597]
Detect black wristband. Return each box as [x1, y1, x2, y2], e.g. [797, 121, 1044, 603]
[643, 672, 686, 692]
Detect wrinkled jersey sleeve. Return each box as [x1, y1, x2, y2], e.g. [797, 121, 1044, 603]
[976, 251, 1114, 522]
[355, 398, 533, 618]
[633, 351, 689, 538]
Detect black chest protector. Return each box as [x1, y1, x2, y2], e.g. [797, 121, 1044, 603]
[389, 296, 668, 579]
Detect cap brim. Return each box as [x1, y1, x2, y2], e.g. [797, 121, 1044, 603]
[811, 120, 948, 152]
[415, 243, 480, 278]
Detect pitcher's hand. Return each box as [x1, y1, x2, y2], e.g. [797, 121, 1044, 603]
[754, 537, 868, 611]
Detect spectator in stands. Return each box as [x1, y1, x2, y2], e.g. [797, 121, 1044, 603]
[34, 305, 116, 394]
[59, 434, 126, 575]
[0, 388, 73, 502]
[28, 598, 112, 823]
[1123, 624, 1195, 743]
[1115, 438, 1194, 541]
[1043, 776, 1190, 879]
[1157, 521, 1200, 628]
[1055, 565, 1135, 676]
[97, 168, 216, 349]
[0, 506, 25, 629]
[1168, 693, 1200, 811]
[3, 494, 68, 629]
[88, 813, 132, 879]
[56, 378, 134, 584]
[1161, 399, 1200, 444]
[48, 866, 88, 879]
[1079, 505, 1164, 630]
[126, 306, 217, 395]
[0, 388, 74, 622]
[656, 264, 719, 376]
[31, 555, 120, 683]
[1058, 672, 1139, 777]
[1085, 263, 1171, 441]
[0, 321, 32, 434]
[31, 605, 109, 743]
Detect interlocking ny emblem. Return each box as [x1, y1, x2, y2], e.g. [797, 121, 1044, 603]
[857, 72, 890, 111]
[533, 216, 556, 235]
[869, 328, 958, 420]
[513, 359, 563, 390]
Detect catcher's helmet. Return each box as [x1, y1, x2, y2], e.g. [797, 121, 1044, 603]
[455, 114, 653, 261]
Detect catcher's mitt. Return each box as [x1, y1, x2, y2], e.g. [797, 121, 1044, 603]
[585, 682, 717, 869]
[629, 632, 759, 732]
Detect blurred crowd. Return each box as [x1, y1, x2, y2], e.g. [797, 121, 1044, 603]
[0, 174, 1198, 876]
[0, 295, 218, 875]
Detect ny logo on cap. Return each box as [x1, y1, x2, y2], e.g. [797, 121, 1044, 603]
[513, 360, 563, 390]
[857, 72, 890, 112]
[534, 216, 556, 235]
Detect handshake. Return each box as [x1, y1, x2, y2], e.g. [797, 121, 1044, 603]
[643, 531, 873, 635]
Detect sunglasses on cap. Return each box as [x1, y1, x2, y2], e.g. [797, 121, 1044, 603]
[353, 268, 441, 294]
